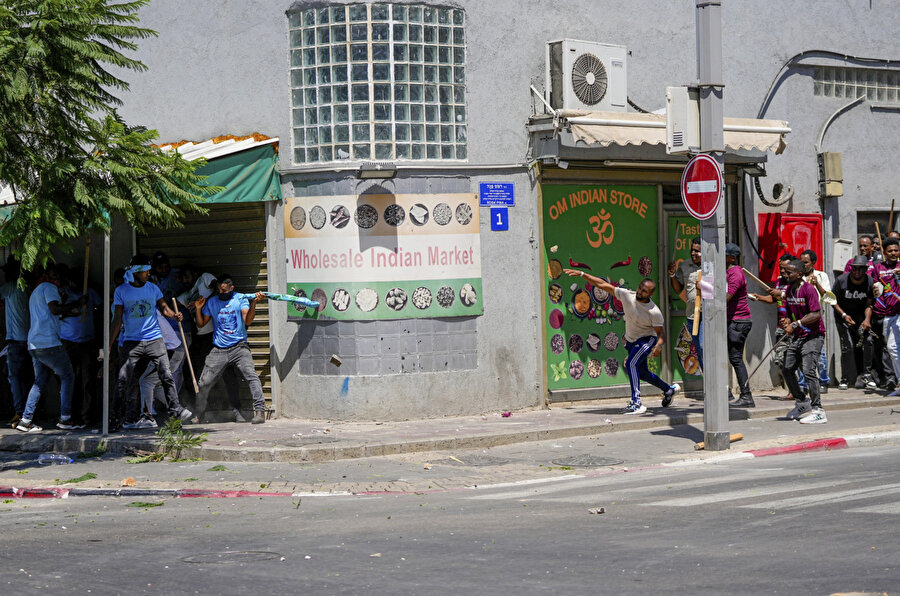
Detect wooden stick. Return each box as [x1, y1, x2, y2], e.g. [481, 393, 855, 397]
[172, 298, 200, 393]
[746, 332, 791, 381]
[695, 433, 744, 450]
[876, 221, 883, 255]
[691, 272, 702, 336]
[742, 267, 772, 292]
[80, 237, 91, 322]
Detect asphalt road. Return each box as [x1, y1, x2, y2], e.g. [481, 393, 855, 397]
[1, 445, 898, 595]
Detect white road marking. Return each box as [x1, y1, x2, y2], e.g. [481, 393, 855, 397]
[644, 479, 853, 507]
[739, 482, 900, 509]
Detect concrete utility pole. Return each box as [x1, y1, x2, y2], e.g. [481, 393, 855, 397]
[696, 0, 729, 450]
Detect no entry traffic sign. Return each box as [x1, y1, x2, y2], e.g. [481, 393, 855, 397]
[681, 153, 723, 220]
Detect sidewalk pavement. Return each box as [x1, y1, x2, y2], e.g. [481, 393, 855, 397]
[1, 387, 898, 464]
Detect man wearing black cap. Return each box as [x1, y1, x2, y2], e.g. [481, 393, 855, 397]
[725, 243, 755, 407]
[832, 255, 875, 389]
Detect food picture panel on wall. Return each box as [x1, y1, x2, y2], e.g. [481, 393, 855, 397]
[284, 194, 482, 320]
[541, 185, 659, 391]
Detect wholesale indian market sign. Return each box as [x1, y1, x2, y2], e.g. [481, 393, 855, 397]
[284, 193, 483, 320]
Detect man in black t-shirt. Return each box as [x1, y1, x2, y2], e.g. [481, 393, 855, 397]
[832, 255, 875, 389]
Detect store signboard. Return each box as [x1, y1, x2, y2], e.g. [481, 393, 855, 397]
[541, 184, 659, 391]
[284, 194, 483, 320]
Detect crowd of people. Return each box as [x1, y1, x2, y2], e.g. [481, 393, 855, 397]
[0, 250, 267, 433]
[661, 233, 896, 426]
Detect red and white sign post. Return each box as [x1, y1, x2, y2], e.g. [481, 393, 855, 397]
[681, 153, 723, 221]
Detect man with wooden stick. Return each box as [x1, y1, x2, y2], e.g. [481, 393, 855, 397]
[667, 237, 703, 368]
[780, 258, 828, 424]
[798, 249, 832, 393]
[725, 244, 754, 408]
[868, 237, 900, 396]
[750, 253, 798, 399]
[193, 274, 267, 424]
[109, 254, 193, 431]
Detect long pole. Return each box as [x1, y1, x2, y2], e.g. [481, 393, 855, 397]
[172, 298, 200, 393]
[697, 0, 729, 451]
[102, 233, 110, 437]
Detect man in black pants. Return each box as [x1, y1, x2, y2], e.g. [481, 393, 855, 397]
[832, 255, 875, 390]
[725, 244, 754, 407]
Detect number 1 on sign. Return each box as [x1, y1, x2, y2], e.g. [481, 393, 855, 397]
[490, 207, 509, 231]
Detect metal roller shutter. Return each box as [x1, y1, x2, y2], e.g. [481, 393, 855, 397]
[137, 202, 271, 412]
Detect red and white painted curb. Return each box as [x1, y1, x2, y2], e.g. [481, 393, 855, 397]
[3, 431, 900, 499]
[664, 430, 900, 467]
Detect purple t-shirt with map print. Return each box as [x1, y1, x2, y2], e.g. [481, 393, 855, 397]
[783, 282, 825, 338]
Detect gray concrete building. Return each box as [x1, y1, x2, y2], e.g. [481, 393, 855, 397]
[101, 1, 900, 420]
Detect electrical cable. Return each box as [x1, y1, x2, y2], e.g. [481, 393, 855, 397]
[742, 178, 772, 270]
[627, 97, 652, 113]
[757, 49, 900, 119]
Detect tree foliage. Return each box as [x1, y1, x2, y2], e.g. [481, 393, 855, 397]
[0, 0, 213, 271]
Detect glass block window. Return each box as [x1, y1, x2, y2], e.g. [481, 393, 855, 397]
[814, 66, 900, 104]
[289, 4, 468, 164]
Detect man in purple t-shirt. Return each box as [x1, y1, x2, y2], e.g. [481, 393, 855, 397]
[842, 234, 876, 274]
[725, 244, 754, 407]
[780, 258, 828, 424]
[867, 237, 900, 395]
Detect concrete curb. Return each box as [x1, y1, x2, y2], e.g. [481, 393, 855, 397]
[1, 395, 898, 464]
[4, 428, 900, 499]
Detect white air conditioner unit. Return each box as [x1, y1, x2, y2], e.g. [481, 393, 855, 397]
[546, 39, 627, 112]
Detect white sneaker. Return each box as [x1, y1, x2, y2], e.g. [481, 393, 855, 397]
[799, 408, 827, 424]
[786, 400, 813, 420]
[622, 402, 647, 415]
[133, 417, 158, 429]
[837, 383, 849, 391]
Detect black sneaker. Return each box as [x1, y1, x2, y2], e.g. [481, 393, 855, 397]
[731, 397, 756, 408]
[661, 383, 681, 408]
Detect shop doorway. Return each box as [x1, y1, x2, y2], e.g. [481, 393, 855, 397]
[663, 212, 704, 396]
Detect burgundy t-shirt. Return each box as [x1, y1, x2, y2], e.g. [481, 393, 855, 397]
[726, 266, 751, 320]
[870, 260, 900, 316]
[784, 282, 825, 338]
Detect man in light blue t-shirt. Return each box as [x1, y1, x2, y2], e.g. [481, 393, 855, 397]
[193, 273, 266, 424]
[16, 264, 84, 433]
[0, 257, 31, 425]
[109, 254, 192, 431]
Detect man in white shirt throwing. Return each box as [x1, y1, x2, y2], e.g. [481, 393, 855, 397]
[565, 268, 680, 414]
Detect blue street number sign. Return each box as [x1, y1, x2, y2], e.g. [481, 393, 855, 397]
[479, 182, 515, 207]
[490, 207, 509, 231]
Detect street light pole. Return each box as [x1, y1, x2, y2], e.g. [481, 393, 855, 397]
[696, 0, 729, 450]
